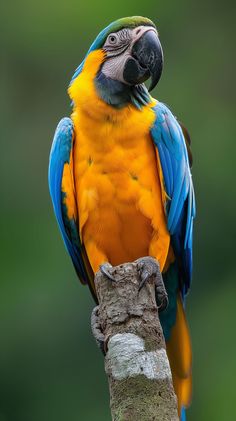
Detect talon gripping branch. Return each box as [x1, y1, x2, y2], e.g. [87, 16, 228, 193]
[48, 16, 196, 420]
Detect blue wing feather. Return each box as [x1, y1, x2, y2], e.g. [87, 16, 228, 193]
[48, 118, 94, 288]
[150, 102, 195, 296]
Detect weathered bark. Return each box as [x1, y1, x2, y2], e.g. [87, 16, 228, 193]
[91, 257, 179, 421]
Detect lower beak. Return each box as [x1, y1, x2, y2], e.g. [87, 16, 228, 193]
[123, 30, 163, 92]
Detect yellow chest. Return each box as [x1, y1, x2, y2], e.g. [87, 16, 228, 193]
[73, 103, 156, 215]
[72, 106, 169, 268]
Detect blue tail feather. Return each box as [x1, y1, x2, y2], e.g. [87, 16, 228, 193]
[181, 407, 186, 421]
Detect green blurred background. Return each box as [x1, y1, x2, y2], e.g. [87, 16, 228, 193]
[1, 0, 235, 420]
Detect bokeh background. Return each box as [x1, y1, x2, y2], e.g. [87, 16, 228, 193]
[1, 0, 235, 420]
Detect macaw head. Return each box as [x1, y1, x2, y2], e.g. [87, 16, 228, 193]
[70, 17, 163, 109]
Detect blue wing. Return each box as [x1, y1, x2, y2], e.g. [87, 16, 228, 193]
[150, 102, 196, 296]
[48, 118, 95, 296]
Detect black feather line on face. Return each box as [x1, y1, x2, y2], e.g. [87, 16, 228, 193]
[130, 84, 151, 109]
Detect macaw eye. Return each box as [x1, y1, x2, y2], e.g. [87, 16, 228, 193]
[108, 34, 118, 44]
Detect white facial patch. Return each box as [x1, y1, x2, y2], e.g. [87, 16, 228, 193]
[101, 26, 157, 84]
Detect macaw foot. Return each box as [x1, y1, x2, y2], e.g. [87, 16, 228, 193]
[91, 306, 105, 355]
[100, 263, 126, 282]
[100, 263, 117, 282]
[136, 257, 168, 312]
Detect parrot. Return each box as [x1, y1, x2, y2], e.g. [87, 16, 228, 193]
[48, 16, 195, 420]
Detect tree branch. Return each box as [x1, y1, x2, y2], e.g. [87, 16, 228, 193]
[91, 257, 179, 421]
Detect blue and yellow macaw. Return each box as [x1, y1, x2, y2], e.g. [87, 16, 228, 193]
[48, 16, 195, 419]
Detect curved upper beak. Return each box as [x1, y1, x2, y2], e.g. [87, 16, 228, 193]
[123, 29, 163, 92]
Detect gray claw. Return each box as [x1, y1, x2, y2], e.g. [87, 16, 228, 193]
[91, 306, 105, 355]
[156, 292, 169, 312]
[136, 257, 169, 312]
[100, 264, 117, 282]
[138, 272, 150, 291]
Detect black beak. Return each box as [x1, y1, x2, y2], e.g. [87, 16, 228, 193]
[123, 30, 163, 92]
